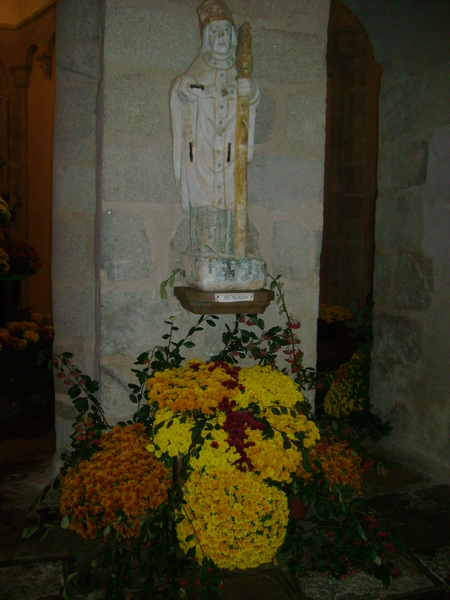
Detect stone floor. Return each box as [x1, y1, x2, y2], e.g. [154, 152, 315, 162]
[1, 426, 450, 600]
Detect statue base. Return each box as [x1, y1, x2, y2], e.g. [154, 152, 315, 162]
[174, 287, 274, 315]
[180, 252, 267, 292]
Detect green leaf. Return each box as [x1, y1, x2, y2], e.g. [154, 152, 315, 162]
[283, 437, 291, 449]
[271, 407, 281, 415]
[103, 525, 111, 537]
[303, 458, 311, 473]
[369, 545, 381, 564]
[60, 515, 70, 529]
[68, 386, 81, 399]
[36, 349, 49, 366]
[184, 341, 195, 348]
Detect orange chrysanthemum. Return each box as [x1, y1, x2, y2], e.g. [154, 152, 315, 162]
[60, 424, 170, 539]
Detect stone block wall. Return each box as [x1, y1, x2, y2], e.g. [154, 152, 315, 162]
[52, 0, 100, 454]
[53, 0, 330, 450]
[344, 0, 450, 465]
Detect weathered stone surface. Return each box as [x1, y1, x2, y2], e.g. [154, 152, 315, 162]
[52, 285, 95, 338]
[379, 61, 450, 143]
[101, 211, 152, 282]
[104, 6, 199, 71]
[369, 358, 394, 415]
[100, 357, 136, 421]
[103, 70, 161, 137]
[248, 155, 324, 209]
[56, 38, 99, 79]
[180, 253, 267, 292]
[102, 142, 178, 204]
[53, 164, 96, 214]
[379, 136, 428, 192]
[100, 291, 189, 357]
[170, 216, 192, 267]
[56, 0, 98, 40]
[53, 87, 96, 162]
[55, 398, 79, 421]
[315, 229, 323, 276]
[252, 29, 326, 85]
[52, 220, 90, 279]
[394, 251, 433, 311]
[372, 249, 394, 306]
[424, 124, 450, 202]
[272, 221, 310, 281]
[373, 312, 421, 365]
[165, 0, 330, 33]
[254, 87, 276, 145]
[285, 92, 326, 152]
[55, 414, 75, 456]
[376, 189, 423, 248]
[0, 561, 64, 599]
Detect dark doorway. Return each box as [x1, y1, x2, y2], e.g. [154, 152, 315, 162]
[317, 0, 381, 391]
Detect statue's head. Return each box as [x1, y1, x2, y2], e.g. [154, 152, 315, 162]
[197, 0, 237, 61]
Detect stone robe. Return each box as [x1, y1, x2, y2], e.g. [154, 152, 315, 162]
[170, 51, 259, 215]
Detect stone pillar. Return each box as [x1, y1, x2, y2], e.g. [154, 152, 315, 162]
[52, 0, 101, 457]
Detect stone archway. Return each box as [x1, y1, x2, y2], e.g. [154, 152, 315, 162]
[319, 0, 381, 316]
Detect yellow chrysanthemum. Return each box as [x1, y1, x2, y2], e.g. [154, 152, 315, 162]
[23, 329, 39, 343]
[177, 469, 289, 570]
[236, 365, 304, 409]
[319, 303, 353, 324]
[324, 352, 369, 419]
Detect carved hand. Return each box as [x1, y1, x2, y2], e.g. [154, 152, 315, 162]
[237, 78, 256, 99]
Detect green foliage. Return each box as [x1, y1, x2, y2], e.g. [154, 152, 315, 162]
[345, 305, 373, 353]
[159, 268, 181, 300]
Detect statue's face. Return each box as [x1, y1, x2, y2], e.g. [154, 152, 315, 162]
[207, 20, 234, 59]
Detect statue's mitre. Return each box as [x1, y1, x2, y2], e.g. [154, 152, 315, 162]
[197, 0, 235, 33]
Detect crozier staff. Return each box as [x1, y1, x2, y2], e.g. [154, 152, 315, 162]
[170, 0, 259, 256]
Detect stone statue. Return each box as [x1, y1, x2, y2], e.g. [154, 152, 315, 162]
[170, 0, 267, 291]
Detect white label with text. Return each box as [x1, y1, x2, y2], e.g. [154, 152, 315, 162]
[215, 293, 254, 303]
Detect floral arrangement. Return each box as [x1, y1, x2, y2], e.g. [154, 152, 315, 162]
[296, 440, 364, 495]
[0, 313, 54, 351]
[178, 469, 289, 570]
[0, 238, 41, 280]
[324, 351, 370, 419]
[24, 276, 398, 600]
[144, 359, 320, 570]
[0, 197, 11, 225]
[0, 247, 9, 274]
[60, 424, 171, 540]
[318, 303, 353, 324]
